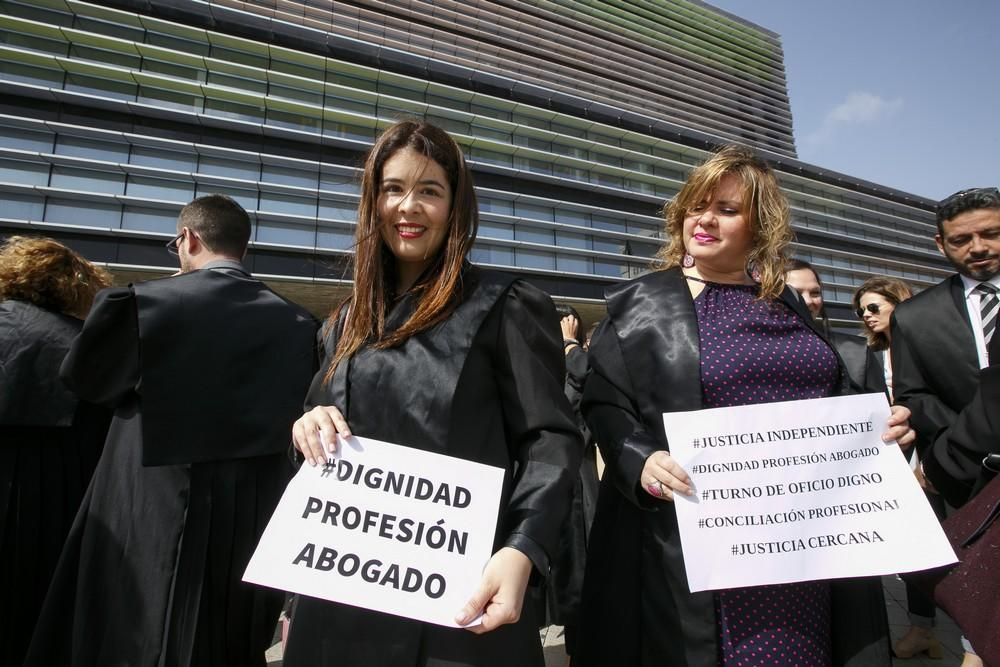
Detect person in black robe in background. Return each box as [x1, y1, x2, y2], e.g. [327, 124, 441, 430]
[0, 236, 112, 666]
[546, 304, 599, 662]
[25, 195, 318, 667]
[283, 119, 580, 667]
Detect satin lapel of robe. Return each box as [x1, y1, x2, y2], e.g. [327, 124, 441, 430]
[606, 267, 701, 445]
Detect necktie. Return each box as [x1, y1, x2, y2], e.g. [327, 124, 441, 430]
[977, 282, 998, 346]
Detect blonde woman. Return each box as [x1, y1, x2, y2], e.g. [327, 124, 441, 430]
[578, 146, 914, 666]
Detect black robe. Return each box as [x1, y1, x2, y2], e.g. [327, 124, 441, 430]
[577, 268, 890, 667]
[283, 267, 581, 667]
[0, 300, 109, 666]
[24, 263, 317, 667]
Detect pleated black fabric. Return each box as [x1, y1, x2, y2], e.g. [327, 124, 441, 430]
[0, 300, 110, 666]
[23, 266, 317, 667]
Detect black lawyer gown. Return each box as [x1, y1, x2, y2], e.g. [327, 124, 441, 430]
[0, 300, 110, 666]
[283, 267, 582, 667]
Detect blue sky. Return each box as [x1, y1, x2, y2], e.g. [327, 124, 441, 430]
[705, 0, 999, 201]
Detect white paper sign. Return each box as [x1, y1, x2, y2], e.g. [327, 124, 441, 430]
[243, 435, 505, 627]
[663, 393, 956, 592]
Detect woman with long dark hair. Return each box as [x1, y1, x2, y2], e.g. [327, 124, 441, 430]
[283, 120, 580, 666]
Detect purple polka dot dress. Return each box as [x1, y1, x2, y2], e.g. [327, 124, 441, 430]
[692, 282, 839, 667]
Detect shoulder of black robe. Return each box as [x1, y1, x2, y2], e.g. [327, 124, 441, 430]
[0, 300, 84, 425]
[60, 286, 141, 410]
[830, 332, 887, 396]
[73, 271, 318, 465]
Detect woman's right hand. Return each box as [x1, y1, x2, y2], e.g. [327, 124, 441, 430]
[641, 450, 693, 501]
[292, 405, 352, 466]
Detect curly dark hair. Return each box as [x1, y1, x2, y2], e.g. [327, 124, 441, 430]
[0, 236, 112, 318]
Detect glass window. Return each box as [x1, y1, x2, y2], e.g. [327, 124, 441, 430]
[142, 58, 205, 82]
[199, 155, 260, 181]
[204, 97, 265, 123]
[470, 104, 511, 122]
[556, 231, 590, 250]
[594, 260, 626, 277]
[317, 226, 355, 251]
[471, 148, 512, 167]
[470, 244, 513, 266]
[592, 215, 627, 233]
[323, 120, 373, 143]
[55, 135, 130, 163]
[45, 198, 121, 227]
[258, 192, 316, 218]
[0, 158, 49, 185]
[50, 166, 125, 195]
[136, 85, 203, 113]
[592, 171, 623, 188]
[125, 176, 194, 202]
[0, 192, 44, 220]
[515, 203, 553, 222]
[555, 208, 591, 227]
[557, 254, 591, 274]
[209, 46, 267, 69]
[256, 219, 315, 246]
[0, 126, 54, 152]
[319, 199, 356, 222]
[516, 248, 555, 270]
[320, 173, 361, 195]
[131, 146, 198, 172]
[0, 62, 64, 87]
[515, 226, 553, 245]
[266, 110, 322, 133]
[121, 205, 179, 233]
[207, 71, 266, 95]
[64, 73, 136, 101]
[479, 197, 513, 216]
[594, 238, 625, 254]
[479, 221, 514, 240]
[513, 157, 552, 175]
[262, 164, 318, 189]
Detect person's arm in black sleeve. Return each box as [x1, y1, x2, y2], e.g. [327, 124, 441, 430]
[581, 317, 661, 508]
[923, 365, 1000, 507]
[495, 281, 582, 576]
[890, 312, 956, 454]
[59, 286, 140, 408]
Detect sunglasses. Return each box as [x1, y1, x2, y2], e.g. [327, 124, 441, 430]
[855, 303, 881, 318]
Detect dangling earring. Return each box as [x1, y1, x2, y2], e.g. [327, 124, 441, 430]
[682, 252, 695, 268]
[745, 258, 762, 283]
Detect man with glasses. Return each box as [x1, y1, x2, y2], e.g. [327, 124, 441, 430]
[27, 194, 318, 666]
[890, 186, 1000, 667]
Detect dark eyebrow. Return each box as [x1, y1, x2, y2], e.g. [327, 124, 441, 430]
[382, 177, 447, 189]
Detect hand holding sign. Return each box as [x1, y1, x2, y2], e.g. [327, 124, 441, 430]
[292, 404, 352, 466]
[456, 547, 533, 633]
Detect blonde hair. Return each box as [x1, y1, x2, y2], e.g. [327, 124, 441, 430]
[0, 236, 111, 318]
[655, 144, 792, 300]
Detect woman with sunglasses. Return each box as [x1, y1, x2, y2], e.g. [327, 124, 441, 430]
[283, 119, 580, 667]
[853, 276, 946, 659]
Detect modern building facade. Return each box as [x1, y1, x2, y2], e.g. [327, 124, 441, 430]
[0, 0, 950, 324]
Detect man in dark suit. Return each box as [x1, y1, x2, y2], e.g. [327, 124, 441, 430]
[785, 259, 887, 395]
[891, 186, 1000, 667]
[26, 195, 317, 666]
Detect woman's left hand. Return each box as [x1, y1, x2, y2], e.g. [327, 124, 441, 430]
[454, 547, 532, 633]
[883, 404, 916, 449]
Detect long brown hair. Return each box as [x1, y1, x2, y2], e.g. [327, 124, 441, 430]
[852, 276, 913, 351]
[323, 119, 478, 382]
[655, 144, 792, 300]
[0, 235, 111, 318]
